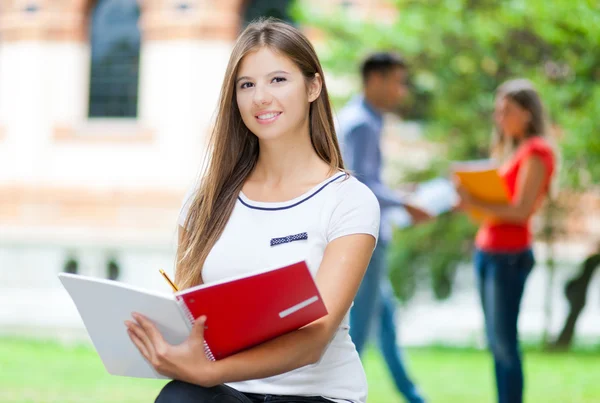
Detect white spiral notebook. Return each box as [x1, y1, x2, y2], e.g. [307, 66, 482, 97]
[59, 273, 191, 379]
[58, 261, 327, 379]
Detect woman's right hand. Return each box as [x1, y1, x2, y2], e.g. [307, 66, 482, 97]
[126, 313, 221, 387]
[453, 177, 474, 212]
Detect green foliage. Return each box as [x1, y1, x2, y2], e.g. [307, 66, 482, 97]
[389, 213, 476, 302]
[3, 338, 599, 403]
[294, 0, 600, 301]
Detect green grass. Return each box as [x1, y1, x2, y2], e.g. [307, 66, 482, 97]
[1, 338, 598, 403]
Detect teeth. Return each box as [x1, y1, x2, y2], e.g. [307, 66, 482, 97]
[257, 112, 280, 120]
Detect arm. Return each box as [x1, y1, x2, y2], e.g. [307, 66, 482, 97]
[209, 233, 375, 383]
[403, 203, 433, 224]
[348, 126, 432, 223]
[127, 233, 376, 386]
[458, 155, 548, 223]
[347, 125, 404, 208]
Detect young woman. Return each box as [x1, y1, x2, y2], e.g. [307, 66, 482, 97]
[456, 79, 556, 403]
[124, 19, 379, 403]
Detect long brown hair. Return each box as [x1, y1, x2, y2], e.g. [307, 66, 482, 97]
[176, 18, 344, 289]
[490, 78, 548, 161]
[491, 78, 560, 198]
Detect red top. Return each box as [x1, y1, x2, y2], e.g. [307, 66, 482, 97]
[475, 136, 555, 252]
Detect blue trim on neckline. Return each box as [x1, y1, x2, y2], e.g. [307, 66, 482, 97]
[238, 173, 347, 211]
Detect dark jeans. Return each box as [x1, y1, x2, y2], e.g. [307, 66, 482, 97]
[474, 247, 535, 403]
[155, 380, 334, 403]
[350, 242, 425, 403]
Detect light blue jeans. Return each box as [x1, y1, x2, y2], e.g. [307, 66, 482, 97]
[350, 242, 425, 403]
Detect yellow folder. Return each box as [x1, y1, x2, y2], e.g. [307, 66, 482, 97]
[452, 162, 510, 222]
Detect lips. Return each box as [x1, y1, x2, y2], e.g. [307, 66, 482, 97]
[255, 111, 282, 124]
[256, 112, 282, 120]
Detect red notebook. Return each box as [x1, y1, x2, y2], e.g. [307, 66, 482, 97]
[175, 261, 328, 361]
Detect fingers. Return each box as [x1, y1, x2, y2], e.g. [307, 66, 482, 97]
[126, 314, 180, 378]
[126, 319, 156, 361]
[127, 325, 151, 360]
[126, 313, 165, 365]
[191, 315, 207, 343]
[132, 313, 164, 347]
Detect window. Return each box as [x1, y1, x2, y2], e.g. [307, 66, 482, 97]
[88, 0, 141, 118]
[63, 257, 79, 274]
[106, 258, 120, 280]
[242, 0, 294, 28]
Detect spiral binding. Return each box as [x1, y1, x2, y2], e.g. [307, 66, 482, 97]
[176, 296, 216, 361]
[203, 340, 215, 361]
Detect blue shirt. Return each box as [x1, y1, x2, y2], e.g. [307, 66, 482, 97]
[337, 96, 405, 243]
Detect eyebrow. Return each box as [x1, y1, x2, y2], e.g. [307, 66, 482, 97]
[236, 70, 290, 84]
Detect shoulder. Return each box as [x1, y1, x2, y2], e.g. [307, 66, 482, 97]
[521, 136, 555, 155]
[336, 101, 374, 137]
[324, 174, 380, 242]
[331, 174, 378, 202]
[518, 136, 556, 174]
[327, 175, 380, 221]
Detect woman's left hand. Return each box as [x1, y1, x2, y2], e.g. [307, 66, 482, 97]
[126, 313, 219, 386]
[453, 180, 476, 210]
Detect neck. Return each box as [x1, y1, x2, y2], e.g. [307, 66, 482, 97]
[511, 130, 528, 143]
[252, 121, 331, 185]
[363, 89, 385, 113]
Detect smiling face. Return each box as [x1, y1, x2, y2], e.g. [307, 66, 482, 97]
[494, 95, 531, 140]
[235, 47, 321, 142]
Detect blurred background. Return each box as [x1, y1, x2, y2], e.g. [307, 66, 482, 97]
[0, 0, 598, 402]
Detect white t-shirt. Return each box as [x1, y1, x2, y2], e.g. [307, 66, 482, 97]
[178, 172, 380, 403]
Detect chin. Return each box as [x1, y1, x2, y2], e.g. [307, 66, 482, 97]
[250, 127, 287, 142]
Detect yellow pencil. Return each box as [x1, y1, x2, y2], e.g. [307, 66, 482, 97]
[159, 269, 179, 292]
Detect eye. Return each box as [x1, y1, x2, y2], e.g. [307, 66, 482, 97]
[240, 82, 253, 89]
[272, 76, 286, 83]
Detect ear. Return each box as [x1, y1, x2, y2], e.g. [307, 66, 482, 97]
[308, 73, 323, 103]
[520, 108, 532, 129]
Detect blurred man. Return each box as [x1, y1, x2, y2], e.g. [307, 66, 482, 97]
[338, 52, 427, 403]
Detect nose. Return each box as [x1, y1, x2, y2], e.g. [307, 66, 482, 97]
[252, 83, 272, 106]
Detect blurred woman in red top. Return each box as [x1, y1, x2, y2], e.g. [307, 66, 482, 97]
[456, 79, 556, 403]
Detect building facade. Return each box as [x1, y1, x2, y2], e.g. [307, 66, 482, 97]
[0, 0, 397, 338]
[2, 0, 597, 345]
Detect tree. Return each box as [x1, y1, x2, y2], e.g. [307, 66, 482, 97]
[553, 247, 600, 349]
[294, 0, 600, 345]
